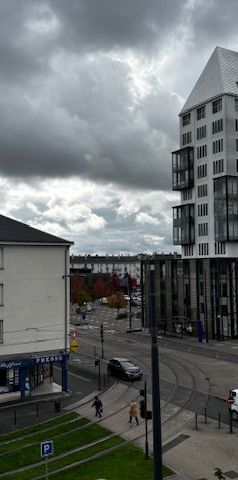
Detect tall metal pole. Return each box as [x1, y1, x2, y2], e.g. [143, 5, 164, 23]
[144, 380, 149, 459]
[100, 323, 104, 359]
[128, 273, 132, 329]
[149, 263, 163, 480]
[64, 248, 69, 392]
[204, 268, 209, 343]
[141, 257, 145, 328]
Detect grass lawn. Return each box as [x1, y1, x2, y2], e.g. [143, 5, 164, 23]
[0, 413, 174, 480]
[0, 412, 79, 443]
[50, 443, 173, 480]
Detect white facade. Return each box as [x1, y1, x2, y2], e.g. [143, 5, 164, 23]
[173, 47, 238, 259]
[0, 245, 70, 356]
[71, 255, 141, 282]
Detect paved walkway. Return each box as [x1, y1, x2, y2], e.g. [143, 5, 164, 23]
[1, 336, 238, 479]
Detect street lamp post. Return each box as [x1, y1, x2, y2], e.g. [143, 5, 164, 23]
[149, 263, 163, 480]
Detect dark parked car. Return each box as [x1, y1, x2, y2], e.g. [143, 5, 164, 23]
[107, 357, 142, 381]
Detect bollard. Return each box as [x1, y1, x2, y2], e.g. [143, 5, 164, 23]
[36, 403, 39, 418]
[204, 407, 207, 424]
[14, 410, 17, 426]
[195, 412, 198, 430]
[218, 412, 221, 429]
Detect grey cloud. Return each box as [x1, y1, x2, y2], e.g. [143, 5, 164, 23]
[191, 0, 238, 48]
[48, 0, 186, 54]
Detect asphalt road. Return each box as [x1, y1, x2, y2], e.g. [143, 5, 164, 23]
[70, 304, 237, 427]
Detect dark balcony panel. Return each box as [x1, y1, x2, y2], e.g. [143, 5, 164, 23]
[214, 176, 238, 241]
[173, 203, 195, 245]
[172, 146, 194, 190]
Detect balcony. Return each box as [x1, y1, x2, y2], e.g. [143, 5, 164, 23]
[172, 147, 194, 191]
[173, 204, 195, 245]
[214, 176, 238, 241]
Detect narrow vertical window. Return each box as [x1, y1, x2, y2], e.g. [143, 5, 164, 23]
[0, 285, 3, 306]
[0, 320, 3, 343]
[0, 248, 3, 269]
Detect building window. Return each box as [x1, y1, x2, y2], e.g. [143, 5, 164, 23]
[212, 98, 222, 114]
[198, 223, 208, 236]
[182, 113, 191, 126]
[184, 245, 193, 256]
[213, 159, 224, 175]
[198, 243, 209, 255]
[198, 203, 208, 216]
[215, 242, 226, 254]
[235, 98, 238, 111]
[197, 125, 207, 140]
[0, 320, 2, 343]
[197, 164, 207, 178]
[236, 139, 238, 152]
[0, 248, 3, 269]
[237, 159, 238, 172]
[212, 139, 223, 154]
[182, 131, 192, 145]
[182, 189, 192, 201]
[197, 105, 206, 120]
[197, 144, 207, 159]
[198, 184, 208, 197]
[236, 119, 238, 132]
[0, 285, 3, 306]
[212, 118, 223, 134]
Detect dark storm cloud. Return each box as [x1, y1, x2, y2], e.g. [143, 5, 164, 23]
[0, 0, 237, 193]
[48, 0, 186, 54]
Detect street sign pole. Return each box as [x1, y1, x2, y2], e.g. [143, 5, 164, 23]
[45, 456, 48, 480]
[40, 440, 54, 480]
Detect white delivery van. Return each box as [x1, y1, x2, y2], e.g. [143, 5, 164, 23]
[231, 389, 238, 419]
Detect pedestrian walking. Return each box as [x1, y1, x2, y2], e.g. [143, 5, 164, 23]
[128, 400, 139, 425]
[91, 395, 103, 418]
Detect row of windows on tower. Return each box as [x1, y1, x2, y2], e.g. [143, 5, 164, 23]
[182, 97, 229, 128]
[197, 159, 224, 177]
[182, 118, 238, 146]
[198, 223, 208, 236]
[183, 242, 226, 256]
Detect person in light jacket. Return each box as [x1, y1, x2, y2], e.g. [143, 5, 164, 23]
[129, 400, 139, 425]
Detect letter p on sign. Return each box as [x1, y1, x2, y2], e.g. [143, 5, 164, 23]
[41, 440, 54, 457]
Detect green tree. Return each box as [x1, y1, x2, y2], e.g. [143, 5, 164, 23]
[107, 291, 128, 317]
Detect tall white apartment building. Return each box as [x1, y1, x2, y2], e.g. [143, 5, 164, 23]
[173, 46, 238, 258]
[172, 47, 238, 339]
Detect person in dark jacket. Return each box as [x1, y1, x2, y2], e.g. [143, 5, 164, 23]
[91, 395, 103, 417]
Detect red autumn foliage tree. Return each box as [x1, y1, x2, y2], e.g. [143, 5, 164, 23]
[107, 291, 128, 317]
[93, 278, 109, 299]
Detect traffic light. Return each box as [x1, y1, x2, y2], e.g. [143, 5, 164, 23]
[139, 399, 145, 418]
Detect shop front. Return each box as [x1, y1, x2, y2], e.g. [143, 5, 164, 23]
[0, 353, 67, 399]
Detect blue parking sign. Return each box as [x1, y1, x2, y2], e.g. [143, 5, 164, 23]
[41, 440, 54, 457]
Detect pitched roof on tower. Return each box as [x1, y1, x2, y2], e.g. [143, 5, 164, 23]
[0, 214, 73, 245]
[180, 46, 238, 114]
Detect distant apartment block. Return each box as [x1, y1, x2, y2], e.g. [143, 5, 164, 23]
[70, 254, 142, 284]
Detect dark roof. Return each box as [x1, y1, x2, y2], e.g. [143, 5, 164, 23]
[72, 255, 141, 264]
[0, 214, 73, 245]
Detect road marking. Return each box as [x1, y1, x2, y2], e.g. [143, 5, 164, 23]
[68, 371, 91, 382]
[54, 365, 91, 382]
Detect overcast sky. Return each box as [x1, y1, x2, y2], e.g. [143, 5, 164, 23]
[1, 0, 238, 255]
